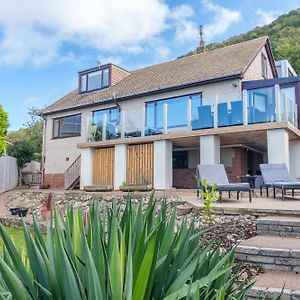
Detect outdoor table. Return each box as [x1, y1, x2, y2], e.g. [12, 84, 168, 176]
[239, 175, 258, 196]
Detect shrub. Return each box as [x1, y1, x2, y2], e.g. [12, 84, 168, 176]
[197, 179, 220, 221]
[0, 196, 252, 299]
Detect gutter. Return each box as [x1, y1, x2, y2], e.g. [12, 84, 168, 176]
[41, 72, 242, 116]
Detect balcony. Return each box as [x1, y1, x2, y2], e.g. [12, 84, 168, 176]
[86, 87, 298, 143]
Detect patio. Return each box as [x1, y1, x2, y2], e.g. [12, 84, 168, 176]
[180, 190, 300, 216]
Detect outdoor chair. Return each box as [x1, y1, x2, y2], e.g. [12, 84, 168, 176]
[260, 163, 300, 200]
[196, 164, 252, 202]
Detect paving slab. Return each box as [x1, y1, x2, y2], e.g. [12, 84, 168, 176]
[241, 235, 300, 250]
[254, 270, 300, 291]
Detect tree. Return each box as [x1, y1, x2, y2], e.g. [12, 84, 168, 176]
[7, 107, 43, 161]
[181, 8, 300, 74]
[0, 105, 8, 156]
[7, 140, 35, 169]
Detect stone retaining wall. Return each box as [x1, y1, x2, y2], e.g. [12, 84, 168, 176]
[257, 218, 300, 236]
[247, 286, 300, 300]
[236, 245, 300, 272]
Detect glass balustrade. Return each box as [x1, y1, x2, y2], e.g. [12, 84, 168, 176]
[85, 89, 298, 143]
[124, 108, 144, 138]
[247, 87, 276, 124]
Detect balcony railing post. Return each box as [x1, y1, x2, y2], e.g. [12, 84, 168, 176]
[213, 95, 218, 128]
[284, 94, 288, 122]
[102, 113, 107, 141]
[163, 103, 168, 134]
[187, 97, 192, 131]
[121, 111, 125, 139]
[242, 89, 248, 125]
[275, 84, 281, 122]
[141, 107, 145, 137]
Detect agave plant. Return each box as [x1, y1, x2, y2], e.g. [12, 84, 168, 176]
[0, 196, 253, 299]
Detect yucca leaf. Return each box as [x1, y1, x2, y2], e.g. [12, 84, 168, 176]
[133, 230, 157, 300]
[0, 257, 32, 300]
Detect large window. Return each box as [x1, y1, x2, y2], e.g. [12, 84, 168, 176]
[53, 114, 81, 138]
[145, 94, 202, 133]
[92, 107, 120, 140]
[80, 67, 110, 93]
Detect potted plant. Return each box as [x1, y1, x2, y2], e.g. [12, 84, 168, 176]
[10, 203, 29, 217]
[40, 192, 52, 221]
[9, 207, 20, 215]
[17, 208, 29, 217]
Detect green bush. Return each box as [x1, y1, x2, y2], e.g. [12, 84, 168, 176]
[0, 197, 253, 299]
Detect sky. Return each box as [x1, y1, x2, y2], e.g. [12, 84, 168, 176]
[0, 0, 299, 131]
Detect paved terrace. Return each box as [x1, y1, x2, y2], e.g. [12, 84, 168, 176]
[179, 190, 300, 216]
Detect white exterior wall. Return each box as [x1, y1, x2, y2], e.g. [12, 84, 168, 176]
[200, 135, 220, 164]
[289, 141, 300, 179]
[243, 46, 274, 80]
[267, 129, 290, 169]
[80, 148, 93, 189]
[153, 140, 172, 189]
[43, 79, 241, 175]
[114, 144, 127, 190]
[0, 156, 18, 194]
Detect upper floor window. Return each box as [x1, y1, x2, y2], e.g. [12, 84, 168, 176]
[80, 67, 110, 93]
[53, 114, 81, 138]
[261, 54, 268, 78]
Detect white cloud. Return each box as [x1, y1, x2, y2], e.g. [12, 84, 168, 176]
[170, 5, 198, 43]
[201, 0, 241, 42]
[256, 9, 281, 26]
[0, 0, 169, 66]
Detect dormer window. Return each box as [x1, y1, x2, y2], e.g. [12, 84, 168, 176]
[79, 66, 110, 93]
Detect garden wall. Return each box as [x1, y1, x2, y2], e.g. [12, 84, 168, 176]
[0, 155, 18, 194]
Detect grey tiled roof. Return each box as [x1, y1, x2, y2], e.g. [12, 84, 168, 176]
[43, 36, 268, 115]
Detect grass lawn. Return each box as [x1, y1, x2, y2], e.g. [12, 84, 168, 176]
[0, 226, 26, 253]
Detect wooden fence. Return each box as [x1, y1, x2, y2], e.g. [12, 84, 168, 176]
[93, 147, 114, 187]
[0, 156, 18, 194]
[126, 143, 153, 186]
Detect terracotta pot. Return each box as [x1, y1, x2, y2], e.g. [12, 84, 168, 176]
[40, 207, 51, 221]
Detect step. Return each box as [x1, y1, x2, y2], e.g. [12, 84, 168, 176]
[257, 216, 300, 237]
[236, 235, 300, 271]
[247, 270, 300, 299]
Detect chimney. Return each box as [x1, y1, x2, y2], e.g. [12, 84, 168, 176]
[197, 25, 206, 54]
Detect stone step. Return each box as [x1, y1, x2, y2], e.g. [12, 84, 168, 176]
[236, 235, 300, 271]
[257, 216, 300, 237]
[247, 270, 300, 300]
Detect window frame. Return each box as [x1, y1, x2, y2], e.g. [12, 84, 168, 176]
[79, 66, 111, 94]
[261, 53, 268, 79]
[145, 92, 202, 129]
[92, 106, 120, 125]
[52, 113, 82, 139]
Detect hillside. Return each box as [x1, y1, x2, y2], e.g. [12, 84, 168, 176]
[182, 8, 300, 74]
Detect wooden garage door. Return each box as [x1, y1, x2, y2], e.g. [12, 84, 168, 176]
[127, 143, 153, 186]
[93, 147, 114, 187]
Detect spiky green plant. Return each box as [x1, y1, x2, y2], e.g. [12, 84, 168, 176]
[0, 196, 253, 299]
